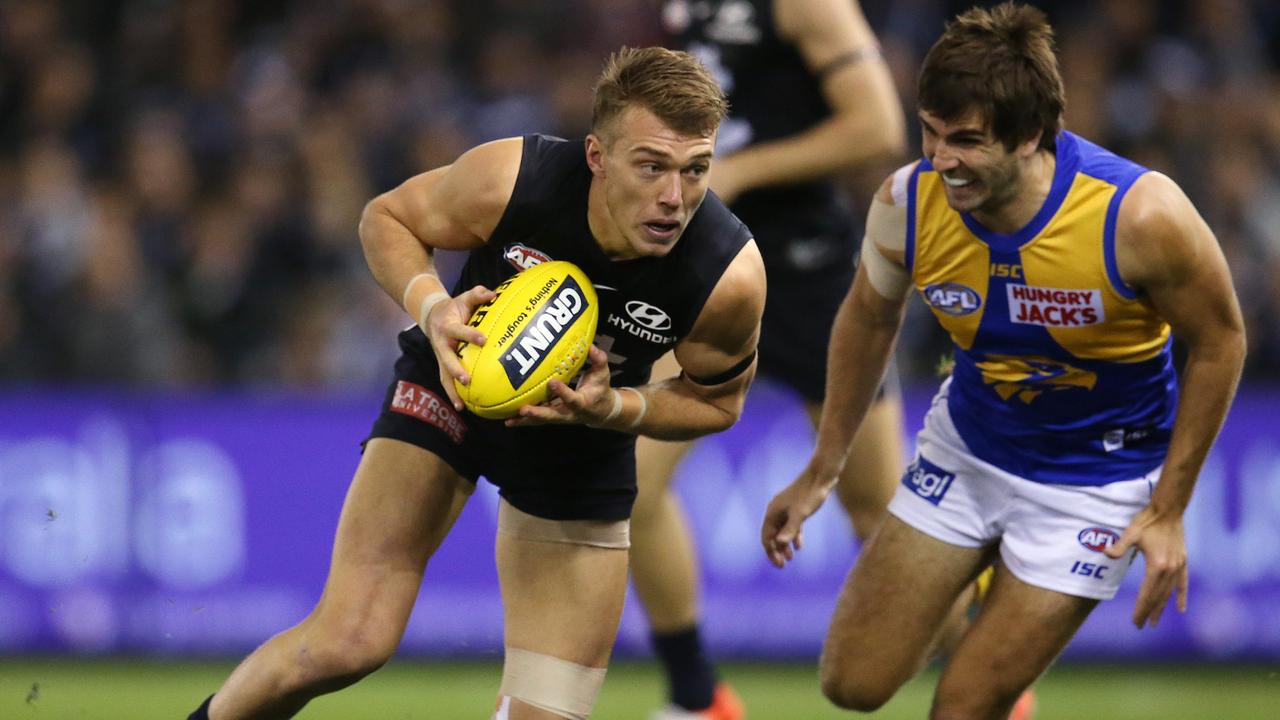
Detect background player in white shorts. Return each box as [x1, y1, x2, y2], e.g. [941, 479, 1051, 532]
[761, 3, 1246, 718]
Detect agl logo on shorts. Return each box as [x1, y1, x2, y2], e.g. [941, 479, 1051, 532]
[901, 455, 955, 506]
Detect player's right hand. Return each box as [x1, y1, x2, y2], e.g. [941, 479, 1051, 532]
[426, 284, 495, 411]
[1105, 505, 1189, 629]
[761, 466, 836, 568]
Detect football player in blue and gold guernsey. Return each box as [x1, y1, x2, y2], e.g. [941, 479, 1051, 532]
[762, 3, 1245, 718]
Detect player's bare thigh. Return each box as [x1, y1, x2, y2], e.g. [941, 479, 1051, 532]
[209, 439, 473, 718]
[932, 564, 1097, 719]
[318, 437, 473, 629]
[497, 512, 630, 719]
[498, 525, 630, 668]
[820, 515, 991, 711]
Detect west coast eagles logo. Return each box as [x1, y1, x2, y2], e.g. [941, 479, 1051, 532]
[976, 354, 1097, 404]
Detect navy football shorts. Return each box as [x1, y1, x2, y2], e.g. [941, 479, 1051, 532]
[366, 327, 638, 521]
[749, 210, 900, 404]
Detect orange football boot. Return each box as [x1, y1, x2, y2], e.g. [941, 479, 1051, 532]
[651, 683, 744, 720]
[1008, 687, 1037, 720]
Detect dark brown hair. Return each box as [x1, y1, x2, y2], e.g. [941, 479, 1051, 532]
[918, 2, 1065, 151]
[592, 46, 727, 144]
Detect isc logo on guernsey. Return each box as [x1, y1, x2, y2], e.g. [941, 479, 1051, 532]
[901, 456, 956, 506]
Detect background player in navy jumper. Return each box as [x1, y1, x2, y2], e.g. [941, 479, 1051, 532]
[630, 1, 906, 717]
[185, 46, 765, 720]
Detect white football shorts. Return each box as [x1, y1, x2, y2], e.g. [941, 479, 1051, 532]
[887, 380, 1157, 600]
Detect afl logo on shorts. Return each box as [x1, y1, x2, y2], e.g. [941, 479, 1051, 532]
[625, 300, 672, 331]
[924, 283, 981, 316]
[504, 243, 553, 271]
[1077, 527, 1119, 552]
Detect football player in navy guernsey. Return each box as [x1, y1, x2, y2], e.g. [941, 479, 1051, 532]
[763, 4, 1245, 719]
[185, 47, 764, 720]
[630, 1, 908, 718]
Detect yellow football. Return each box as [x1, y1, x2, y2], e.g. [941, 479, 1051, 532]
[454, 260, 598, 419]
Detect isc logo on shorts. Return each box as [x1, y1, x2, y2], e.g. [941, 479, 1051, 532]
[901, 456, 955, 505]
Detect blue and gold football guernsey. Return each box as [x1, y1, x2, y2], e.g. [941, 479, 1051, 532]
[906, 131, 1177, 486]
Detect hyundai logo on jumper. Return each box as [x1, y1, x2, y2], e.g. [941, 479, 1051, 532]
[501, 276, 588, 388]
[902, 456, 955, 505]
[1077, 527, 1119, 552]
[923, 283, 981, 316]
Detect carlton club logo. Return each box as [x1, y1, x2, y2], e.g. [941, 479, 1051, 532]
[975, 354, 1098, 404]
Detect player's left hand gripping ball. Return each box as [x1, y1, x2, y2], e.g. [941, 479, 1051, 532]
[454, 260, 598, 419]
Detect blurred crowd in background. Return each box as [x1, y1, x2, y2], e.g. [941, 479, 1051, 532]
[2, 0, 1278, 389]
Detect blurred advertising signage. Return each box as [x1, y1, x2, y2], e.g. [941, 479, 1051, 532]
[1, 385, 1279, 659]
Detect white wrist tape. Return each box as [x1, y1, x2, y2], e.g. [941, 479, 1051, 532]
[417, 291, 452, 330]
[401, 271, 438, 309]
[601, 388, 624, 423]
[403, 271, 452, 330]
[619, 386, 647, 429]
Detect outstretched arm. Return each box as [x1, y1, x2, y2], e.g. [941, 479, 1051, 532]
[710, 0, 905, 202]
[762, 173, 913, 567]
[357, 138, 523, 408]
[1103, 172, 1246, 628]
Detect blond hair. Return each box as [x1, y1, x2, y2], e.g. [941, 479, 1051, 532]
[592, 46, 727, 144]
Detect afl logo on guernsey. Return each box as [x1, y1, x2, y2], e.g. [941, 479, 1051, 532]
[504, 243, 553, 271]
[924, 283, 982, 316]
[1077, 527, 1119, 552]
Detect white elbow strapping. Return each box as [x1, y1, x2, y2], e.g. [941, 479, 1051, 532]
[860, 199, 911, 297]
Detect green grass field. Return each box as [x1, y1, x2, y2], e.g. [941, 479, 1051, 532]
[1, 658, 1276, 719]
